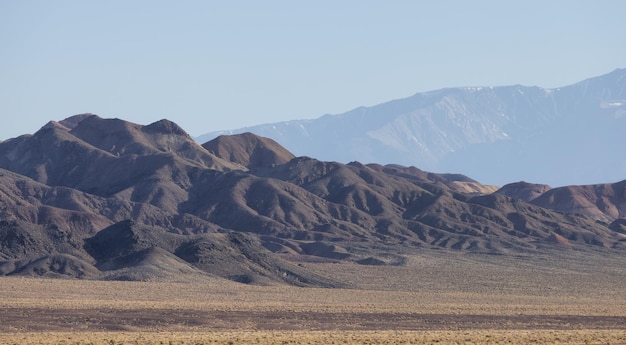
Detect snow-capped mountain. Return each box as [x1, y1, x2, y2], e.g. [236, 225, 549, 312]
[197, 69, 626, 186]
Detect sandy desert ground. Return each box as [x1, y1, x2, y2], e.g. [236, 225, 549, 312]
[1, 249, 625, 344]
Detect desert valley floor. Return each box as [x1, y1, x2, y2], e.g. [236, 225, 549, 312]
[1, 248, 625, 344]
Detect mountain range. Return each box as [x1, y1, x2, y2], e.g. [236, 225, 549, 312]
[0, 115, 625, 285]
[198, 69, 626, 187]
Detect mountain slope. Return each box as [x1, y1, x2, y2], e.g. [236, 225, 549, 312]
[1, 116, 625, 284]
[496, 181, 552, 202]
[0, 115, 243, 213]
[497, 180, 626, 223]
[531, 180, 626, 222]
[198, 69, 626, 186]
[203, 132, 295, 169]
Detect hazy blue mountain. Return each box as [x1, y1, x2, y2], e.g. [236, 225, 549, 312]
[197, 69, 626, 187]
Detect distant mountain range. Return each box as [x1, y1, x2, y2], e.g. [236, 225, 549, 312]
[198, 69, 626, 187]
[1, 115, 625, 284]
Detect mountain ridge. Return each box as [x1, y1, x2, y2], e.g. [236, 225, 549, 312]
[198, 68, 626, 186]
[1, 115, 625, 285]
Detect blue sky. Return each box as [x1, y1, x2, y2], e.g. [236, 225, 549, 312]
[1, 0, 625, 140]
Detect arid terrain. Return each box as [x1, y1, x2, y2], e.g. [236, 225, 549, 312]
[2, 115, 626, 285]
[1, 248, 626, 344]
[1, 115, 625, 344]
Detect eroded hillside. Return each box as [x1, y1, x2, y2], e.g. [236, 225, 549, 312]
[1, 115, 625, 284]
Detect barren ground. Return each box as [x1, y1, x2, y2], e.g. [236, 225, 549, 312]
[1, 249, 625, 344]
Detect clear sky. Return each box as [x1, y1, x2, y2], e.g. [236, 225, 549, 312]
[1, 0, 625, 140]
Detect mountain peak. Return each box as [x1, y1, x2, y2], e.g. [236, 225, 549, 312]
[59, 114, 100, 131]
[496, 181, 552, 202]
[202, 132, 295, 169]
[196, 69, 626, 186]
[143, 119, 189, 137]
[2, 114, 626, 283]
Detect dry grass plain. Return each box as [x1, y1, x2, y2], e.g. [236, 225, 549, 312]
[1, 249, 626, 344]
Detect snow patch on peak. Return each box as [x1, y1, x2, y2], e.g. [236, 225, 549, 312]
[297, 124, 310, 136]
[601, 100, 625, 108]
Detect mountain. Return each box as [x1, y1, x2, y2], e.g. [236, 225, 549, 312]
[497, 180, 626, 223]
[1, 116, 625, 284]
[202, 132, 295, 169]
[197, 69, 626, 187]
[495, 181, 552, 202]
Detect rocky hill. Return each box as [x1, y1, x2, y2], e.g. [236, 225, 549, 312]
[203, 132, 295, 169]
[1, 115, 625, 284]
[497, 180, 626, 223]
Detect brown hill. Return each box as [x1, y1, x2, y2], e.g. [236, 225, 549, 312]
[3, 254, 100, 279]
[496, 181, 552, 202]
[530, 180, 626, 222]
[363, 163, 499, 195]
[1, 115, 625, 284]
[84, 219, 341, 286]
[203, 132, 296, 169]
[496, 180, 626, 223]
[0, 115, 243, 215]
